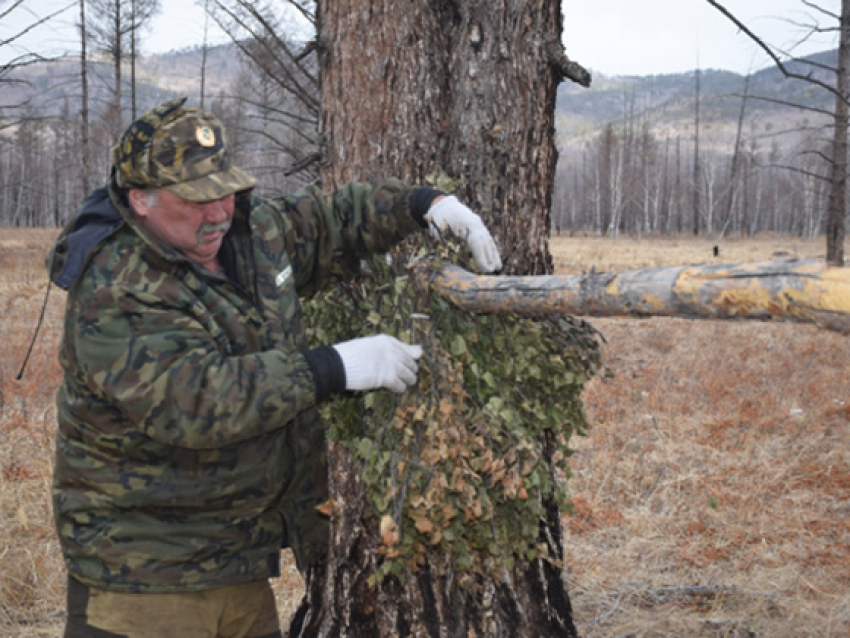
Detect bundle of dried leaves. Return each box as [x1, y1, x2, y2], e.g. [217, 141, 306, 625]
[304, 237, 602, 586]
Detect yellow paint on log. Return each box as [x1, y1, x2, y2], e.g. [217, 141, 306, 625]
[713, 285, 799, 318]
[639, 292, 669, 312]
[428, 259, 850, 334]
[809, 267, 850, 313]
[673, 260, 850, 321]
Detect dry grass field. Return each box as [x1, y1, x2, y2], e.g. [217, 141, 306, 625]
[1, 229, 848, 637]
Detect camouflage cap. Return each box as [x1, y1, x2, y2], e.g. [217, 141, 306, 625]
[112, 97, 257, 202]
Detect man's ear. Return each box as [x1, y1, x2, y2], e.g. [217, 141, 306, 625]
[128, 189, 150, 218]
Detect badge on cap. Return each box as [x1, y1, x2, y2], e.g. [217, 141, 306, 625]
[196, 125, 216, 147]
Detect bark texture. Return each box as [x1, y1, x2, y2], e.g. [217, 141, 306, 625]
[290, 1, 582, 636]
[317, 0, 576, 277]
[289, 445, 577, 638]
[429, 259, 850, 334]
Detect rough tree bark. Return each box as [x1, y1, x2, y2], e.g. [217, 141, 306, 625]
[316, 0, 588, 278]
[289, 1, 589, 636]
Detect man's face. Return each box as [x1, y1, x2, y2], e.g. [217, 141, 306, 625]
[130, 188, 235, 268]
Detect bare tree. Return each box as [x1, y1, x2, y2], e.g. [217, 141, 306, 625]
[720, 73, 752, 237]
[86, 0, 159, 134]
[199, 0, 211, 109]
[831, 1, 850, 263]
[693, 65, 702, 235]
[207, 0, 320, 181]
[706, 0, 848, 264]
[0, 0, 75, 107]
[78, 0, 91, 194]
[128, 0, 160, 118]
[0, 2, 90, 225]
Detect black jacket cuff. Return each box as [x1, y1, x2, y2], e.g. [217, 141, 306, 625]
[410, 187, 446, 228]
[304, 346, 346, 403]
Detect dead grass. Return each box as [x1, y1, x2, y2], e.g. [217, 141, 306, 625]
[0, 230, 307, 637]
[1, 229, 67, 637]
[558, 234, 850, 637]
[1, 231, 848, 636]
[549, 230, 840, 274]
[568, 316, 850, 637]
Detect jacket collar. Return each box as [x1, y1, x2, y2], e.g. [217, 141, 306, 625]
[50, 170, 254, 290]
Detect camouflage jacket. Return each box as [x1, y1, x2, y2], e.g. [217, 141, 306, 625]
[50, 177, 436, 592]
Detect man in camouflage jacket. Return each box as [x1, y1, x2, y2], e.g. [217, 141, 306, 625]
[50, 97, 501, 637]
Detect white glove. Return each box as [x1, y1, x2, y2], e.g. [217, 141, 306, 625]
[333, 335, 423, 393]
[425, 196, 503, 273]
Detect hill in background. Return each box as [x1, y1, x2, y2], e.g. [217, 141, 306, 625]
[2, 44, 839, 167]
[556, 49, 838, 159]
[1, 43, 240, 118]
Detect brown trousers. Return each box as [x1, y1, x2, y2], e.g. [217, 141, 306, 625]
[64, 577, 282, 638]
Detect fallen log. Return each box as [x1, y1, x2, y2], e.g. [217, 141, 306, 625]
[429, 258, 850, 335]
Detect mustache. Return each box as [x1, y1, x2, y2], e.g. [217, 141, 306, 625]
[196, 221, 231, 243]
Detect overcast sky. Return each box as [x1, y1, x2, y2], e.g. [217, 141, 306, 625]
[564, 0, 840, 76]
[1, 1, 841, 77]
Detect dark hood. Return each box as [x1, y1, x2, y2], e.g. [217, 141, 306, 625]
[50, 176, 256, 291]
[49, 185, 124, 290]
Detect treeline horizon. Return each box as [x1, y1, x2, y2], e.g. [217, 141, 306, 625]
[553, 116, 832, 239]
[1, 6, 845, 240]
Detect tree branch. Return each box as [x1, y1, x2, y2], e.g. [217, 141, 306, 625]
[0, 0, 75, 48]
[284, 0, 316, 28]
[755, 159, 830, 182]
[544, 40, 591, 87]
[800, 0, 839, 22]
[209, 0, 319, 114]
[704, 0, 846, 103]
[733, 92, 834, 117]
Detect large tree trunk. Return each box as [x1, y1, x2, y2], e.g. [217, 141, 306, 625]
[428, 258, 850, 335]
[290, 443, 576, 638]
[291, 1, 586, 635]
[317, 0, 586, 277]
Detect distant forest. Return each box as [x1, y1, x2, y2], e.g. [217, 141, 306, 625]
[553, 51, 843, 239]
[0, 0, 846, 240]
[1, 1, 320, 228]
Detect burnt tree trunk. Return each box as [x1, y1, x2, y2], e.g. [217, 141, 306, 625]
[290, 441, 577, 637]
[289, 1, 585, 636]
